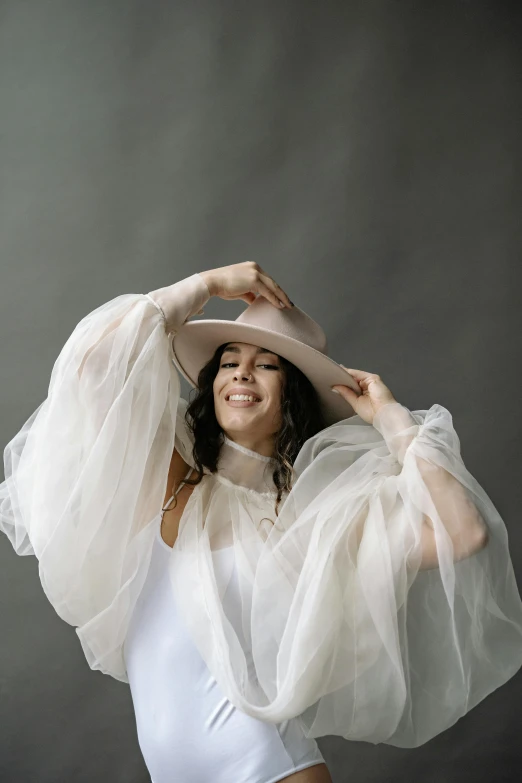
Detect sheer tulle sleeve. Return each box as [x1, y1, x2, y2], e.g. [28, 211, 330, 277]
[3, 277, 522, 747]
[188, 401, 522, 747]
[0, 273, 210, 680]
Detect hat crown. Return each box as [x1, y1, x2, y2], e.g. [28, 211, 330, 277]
[235, 296, 328, 355]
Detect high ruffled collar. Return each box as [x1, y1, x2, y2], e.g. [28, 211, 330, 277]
[214, 434, 278, 496]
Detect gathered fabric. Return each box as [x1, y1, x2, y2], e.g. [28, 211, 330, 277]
[2, 289, 522, 749]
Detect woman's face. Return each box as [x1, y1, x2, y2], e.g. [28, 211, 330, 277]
[213, 341, 284, 452]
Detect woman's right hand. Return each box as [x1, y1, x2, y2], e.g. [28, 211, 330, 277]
[199, 261, 294, 310]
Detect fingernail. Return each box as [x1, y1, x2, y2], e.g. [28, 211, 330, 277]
[331, 388, 341, 395]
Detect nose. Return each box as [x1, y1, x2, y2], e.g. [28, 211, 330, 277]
[234, 367, 252, 381]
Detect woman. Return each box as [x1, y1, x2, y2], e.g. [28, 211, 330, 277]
[2, 261, 522, 783]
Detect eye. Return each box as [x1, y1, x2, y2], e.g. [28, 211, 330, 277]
[221, 362, 279, 370]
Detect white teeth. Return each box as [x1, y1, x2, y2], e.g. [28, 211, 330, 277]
[227, 394, 260, 402]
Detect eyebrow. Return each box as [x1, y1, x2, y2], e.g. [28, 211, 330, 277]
[222, 344, 278, 357]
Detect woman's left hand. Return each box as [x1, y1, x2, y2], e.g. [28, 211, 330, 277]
[332, 366, 399, 425]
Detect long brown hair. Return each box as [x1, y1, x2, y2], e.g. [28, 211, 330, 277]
[179, 342, 327, 517]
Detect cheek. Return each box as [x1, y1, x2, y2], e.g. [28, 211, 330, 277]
[272, 376, 283, 396]
[267, 379, 283, 409]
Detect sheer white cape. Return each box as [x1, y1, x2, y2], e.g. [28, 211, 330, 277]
[2, 285, 522, 749]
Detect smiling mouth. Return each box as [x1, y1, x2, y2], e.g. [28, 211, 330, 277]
[225, 396, 262, 407]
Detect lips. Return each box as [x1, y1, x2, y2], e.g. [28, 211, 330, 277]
[226, 397, 261, 408]
[225, 394, 261, 401]
[225, 388, 261, 401]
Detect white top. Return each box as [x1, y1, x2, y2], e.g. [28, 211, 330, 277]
[2, 273, 521, 751]
[123, 467, 325, 783]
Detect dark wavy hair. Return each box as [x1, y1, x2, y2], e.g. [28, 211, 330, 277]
[179, 341, 328, 519]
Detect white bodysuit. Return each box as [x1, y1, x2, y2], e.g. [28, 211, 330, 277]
[123, 466, 326, 783]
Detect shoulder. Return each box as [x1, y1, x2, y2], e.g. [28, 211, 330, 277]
[171, 446, 192, 475]
[163, 447, 194, 506]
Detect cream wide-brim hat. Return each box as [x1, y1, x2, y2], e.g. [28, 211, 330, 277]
[170, 293, 361, 428]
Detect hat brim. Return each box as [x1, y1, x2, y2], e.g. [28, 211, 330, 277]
[171, 319, 361, 427]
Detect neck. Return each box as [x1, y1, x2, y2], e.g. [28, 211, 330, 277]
[222, 434, 274, 462]
[216, 434, 278, 495]
[222, 433, 275, 460]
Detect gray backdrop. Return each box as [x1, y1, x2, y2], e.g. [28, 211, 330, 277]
[1, 1, 521, 781]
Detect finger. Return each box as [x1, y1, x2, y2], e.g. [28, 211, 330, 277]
[342, 366, 378, 381]
[271, 280, 293, 308]
[259, 274, 292, 308]
[333, 385, 357, 404]
[340, 366, 363, 384]
[257, 278, 286, 309]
